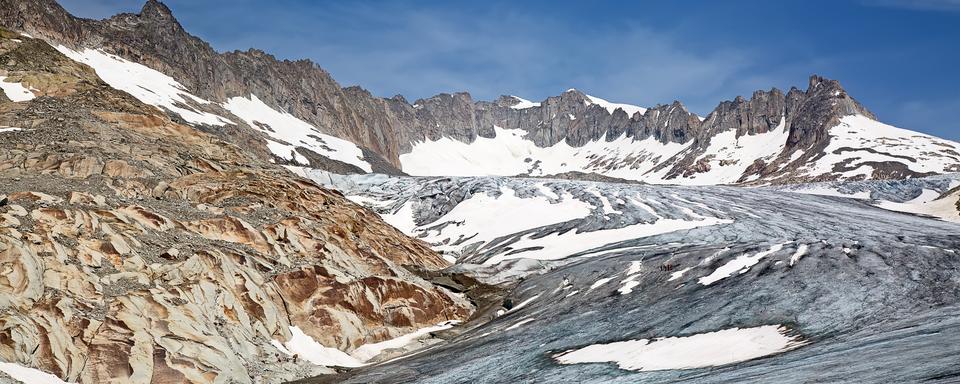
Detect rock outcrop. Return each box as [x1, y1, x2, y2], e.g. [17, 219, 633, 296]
[0, 29, 471, 383]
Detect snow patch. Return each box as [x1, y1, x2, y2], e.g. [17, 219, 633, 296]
[0, 76, 36, 102]
[589, 277, 613, 291]
[875, 189, 960, 223]
[224, 94, 372, 172]
[584, 94, 647, 117]
[554, 325, 806, 371]
[789, 244, 809, 266]
[510, 96, 541, 109]
[275, 322, 459, 367]
[668, 266, 693, 281]
[54, 46, 233, 126]
[618, 261, 644, 294]
[0, 361, 73, 384]
[699, 243, 789, 285]
[803, 115, 960, 178]
[276, 326, 364, 367]
[504, 318, 536, 331]
[669, 118, 789, 185]
[383, 186, 592, 257]
[506, 294, 541, 314]
[350, 321, 458, 362]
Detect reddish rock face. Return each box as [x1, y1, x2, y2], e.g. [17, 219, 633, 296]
[0, 28, 471, 383]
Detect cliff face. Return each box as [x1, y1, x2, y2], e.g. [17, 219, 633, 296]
[0, 28, 471, 383]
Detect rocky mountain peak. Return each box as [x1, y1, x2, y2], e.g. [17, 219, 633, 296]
[140, 0, 175, 22]
[494, 95, 523, 108]
[562, 88, 588, 100]
[802, 74, 874, 117]
[107, 0, 183, 32]
[808, 74, 829, 90]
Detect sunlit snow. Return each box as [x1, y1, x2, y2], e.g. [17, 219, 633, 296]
[274, 321, 459, 368]
[224, 94, 372, 172]
[55, 46, 233, 126]
[554, 325, 806, 371]
[789, 244, 809, 266]
[699, 243, 789, 285]
[0, 76, 36, 102]
[668, 118, 789, 185]
[509, 96, 540, 109]
[875, 189, 960, 223]
[803, 114, 960, 178]
[584, 94, 647, 117]
[275, 326, 364, 367]
[400, 126, 691, 180]
[350, 321, 458, 362]
[380, 186, 591, 256]
[0, 361, 73, 384]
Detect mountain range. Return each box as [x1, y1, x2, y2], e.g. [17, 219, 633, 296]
[1, 1, 959, 384]
[3, 0, 958, 185]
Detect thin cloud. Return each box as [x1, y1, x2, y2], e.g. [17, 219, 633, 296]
[889, 98, 960, 140]
[206, 2, 757, 112]
[860, 0, 960, 11]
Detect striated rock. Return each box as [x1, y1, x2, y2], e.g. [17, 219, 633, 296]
[0, 25, 471, 383]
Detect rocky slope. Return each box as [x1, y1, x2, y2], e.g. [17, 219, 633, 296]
[3, 0, 957, 186]
[0, 29, 471, 383]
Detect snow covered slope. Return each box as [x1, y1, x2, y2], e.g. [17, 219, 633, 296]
[796, 115, 960, 180]
[224, 94, 371, 171]
[54, 46, 234, 126]
[400, 126, 689, 180]
[400, 113, 960, 185]
[54, 46, 372, 172]
[583, 93, 647, 117]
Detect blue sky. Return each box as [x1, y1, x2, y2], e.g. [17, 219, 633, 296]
[61, 0, 959, 140]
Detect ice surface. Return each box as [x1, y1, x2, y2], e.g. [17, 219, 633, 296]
[486, 216, 730, 264]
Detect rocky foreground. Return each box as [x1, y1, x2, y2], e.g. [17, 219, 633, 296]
[0, 29, 471, 383]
